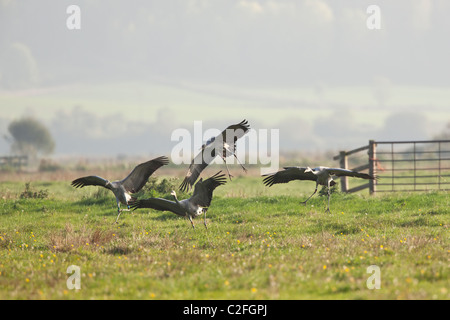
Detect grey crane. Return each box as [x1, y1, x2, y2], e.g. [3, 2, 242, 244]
[179, 119, 250, 192]
[262, 166, 376, 212]
[71, 156, 169, 223]
[130, 171, 226, 229]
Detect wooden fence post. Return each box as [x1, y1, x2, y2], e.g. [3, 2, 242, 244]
[368, 140, 377, 194]
[339, 151, 348, 192]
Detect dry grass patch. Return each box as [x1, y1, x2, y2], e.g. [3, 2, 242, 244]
[48, 223, 115, 252]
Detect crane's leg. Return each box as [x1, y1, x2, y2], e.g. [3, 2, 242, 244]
[115, 202, 122, 224]
[326, 178, 331, 213]
[301, 182, 318, 206]
[233, 153, 248, 173]
[203, 209, 208, 229]
[115, 205, 131, 223]
[188, 215, 195, 229]
[221, 156, 233, 180]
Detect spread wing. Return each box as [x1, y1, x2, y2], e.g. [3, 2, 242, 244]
[120, 156, 169, 193]
[179, 150, 211, 192]
[189, 171, 227, 208]
[325, 168, 375, 180]
[128, 197, 186, 216]
[262, 167, 317, 187]
[179, 120, 250, 192]
[71, 176, 110, 189]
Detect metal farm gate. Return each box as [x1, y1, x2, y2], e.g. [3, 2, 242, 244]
[334, 140, 450, 194]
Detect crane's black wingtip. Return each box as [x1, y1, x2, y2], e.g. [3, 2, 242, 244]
[240, 119, 250, 130]
[154, 155, 170, 165]
[209, 171, 227, 185]
[127, 200, 140, 211]
[179, 178, 192, 192]
[71, 179, 84, 188]
[262, 175, 275, 187]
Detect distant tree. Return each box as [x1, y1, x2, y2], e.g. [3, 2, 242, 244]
[6, 117, 55, 157]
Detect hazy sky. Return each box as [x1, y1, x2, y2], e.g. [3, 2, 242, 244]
[0, 0, 449, 157]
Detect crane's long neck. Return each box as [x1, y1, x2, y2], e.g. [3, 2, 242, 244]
[172, 191, 181, 206]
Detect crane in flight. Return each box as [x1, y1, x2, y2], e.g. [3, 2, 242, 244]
[263, 166, 376, 212]
[130, 171, 226, 229]
[179, 119, 250, 192]
[71, 156, 169, 223]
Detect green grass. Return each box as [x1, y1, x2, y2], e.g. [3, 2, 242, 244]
[0, 178, 448, 300]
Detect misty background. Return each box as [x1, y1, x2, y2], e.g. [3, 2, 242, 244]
[1, 0, 449, 160]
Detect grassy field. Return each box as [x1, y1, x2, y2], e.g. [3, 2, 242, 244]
[0, 174, 448, 300]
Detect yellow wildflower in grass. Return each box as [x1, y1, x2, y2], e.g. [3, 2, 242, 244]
[323, 265, 327, 270]
[251, 288, 257, 293]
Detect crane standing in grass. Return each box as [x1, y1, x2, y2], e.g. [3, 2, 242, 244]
[130, 171, 226, 229]
[71, 156, 169, 223]
[263, 166, 376, 212]
[179, 119, 250, 192]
